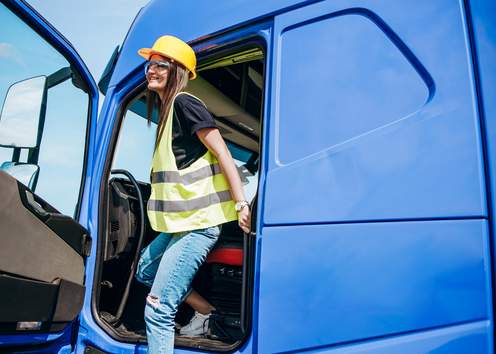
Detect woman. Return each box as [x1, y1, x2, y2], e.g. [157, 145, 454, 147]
[135, 35, 251, 353]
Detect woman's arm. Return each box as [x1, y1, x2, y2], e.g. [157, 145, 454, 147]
[196, 127, 251, 233]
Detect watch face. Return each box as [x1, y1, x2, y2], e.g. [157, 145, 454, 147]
[235, 201, 248, 212]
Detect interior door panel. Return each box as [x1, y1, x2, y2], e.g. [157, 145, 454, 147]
[0, 170, 88, 333]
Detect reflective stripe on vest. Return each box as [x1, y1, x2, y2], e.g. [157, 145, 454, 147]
[147, 92, 238, 233]
[148, 190, 232, 213]
[150, 163, 222, 185]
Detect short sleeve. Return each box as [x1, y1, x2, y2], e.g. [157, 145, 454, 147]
[174, 94, 218, 135]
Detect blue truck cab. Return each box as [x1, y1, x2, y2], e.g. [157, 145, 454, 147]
[0, 0, 495, 353]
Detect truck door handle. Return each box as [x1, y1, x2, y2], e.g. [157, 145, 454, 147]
[25, 190, 49, 217]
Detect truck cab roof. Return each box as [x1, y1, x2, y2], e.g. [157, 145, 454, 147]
[109, 0, 314, 88]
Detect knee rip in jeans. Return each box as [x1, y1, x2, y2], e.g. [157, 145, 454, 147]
[146, 294, 160, 309]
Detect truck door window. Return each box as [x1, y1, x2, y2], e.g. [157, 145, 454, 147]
[111, 102, 259, 198]
[0, 3, 89, 216]
[112, 102, 157, 182]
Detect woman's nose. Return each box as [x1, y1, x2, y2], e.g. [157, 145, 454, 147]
[147, 65, 157, 74]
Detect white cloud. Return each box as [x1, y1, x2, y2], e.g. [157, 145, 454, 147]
[0, 43, 25, 67]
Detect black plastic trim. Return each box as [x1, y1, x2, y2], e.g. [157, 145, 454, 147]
[0, 273, 58, 323]
[0, 274, 84, 334]
[109, 169, 146, 322]
[84, 345, 108, 354]
[98, 46, 120, 95]
[17, 181, 90, 257]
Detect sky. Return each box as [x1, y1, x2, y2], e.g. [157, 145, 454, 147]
[0, 1, 258, 215]
[0, 1, 147, 215]
[27, 0, 149, 83]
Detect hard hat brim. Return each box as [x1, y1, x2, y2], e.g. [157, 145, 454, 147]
[138, 48, 196, 80]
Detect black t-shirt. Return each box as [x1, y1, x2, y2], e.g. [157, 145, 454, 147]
[171, 94, 218, 169]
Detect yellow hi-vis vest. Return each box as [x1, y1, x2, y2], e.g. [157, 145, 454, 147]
[147, 92, 238, 233]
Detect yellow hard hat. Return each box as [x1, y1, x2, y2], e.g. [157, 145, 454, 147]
[138, 35, 197, 80]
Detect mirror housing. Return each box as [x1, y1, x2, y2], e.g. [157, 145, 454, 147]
[0, 76, 47, 149]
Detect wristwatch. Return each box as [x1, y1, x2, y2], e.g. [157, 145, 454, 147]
[235, 200, 250, 212]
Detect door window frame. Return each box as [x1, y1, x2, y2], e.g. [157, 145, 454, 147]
[90, 21, 271, 352]
[1, 0, 97, 220]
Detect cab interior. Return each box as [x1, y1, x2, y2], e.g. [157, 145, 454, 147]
[95, 46, 264, 351]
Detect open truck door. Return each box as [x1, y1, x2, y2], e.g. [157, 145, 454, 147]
[0, 0, 98, 351]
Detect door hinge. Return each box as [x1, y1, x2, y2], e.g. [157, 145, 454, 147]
[82, 234, 92, 257]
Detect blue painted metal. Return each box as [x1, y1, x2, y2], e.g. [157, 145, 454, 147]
[82, 0, 495, 351]
[75, 83, 146, 354]
[257, 1, 494, 352]
[465, 0, 496, 345]
[107, 0, 322, 91]
[304, 321, 491, 354]
[258, 219, 491, 353]
[263, 0, 487, 225]
[2, 0, 496, 353]
[0, 330, 70, 348]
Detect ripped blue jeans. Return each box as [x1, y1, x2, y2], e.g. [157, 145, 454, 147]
[135, 225, 221, 354]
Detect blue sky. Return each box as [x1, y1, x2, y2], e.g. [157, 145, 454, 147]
[27, 0, 149, 81]
[0, 1, 147, 215]
[0, 1, 258, 215]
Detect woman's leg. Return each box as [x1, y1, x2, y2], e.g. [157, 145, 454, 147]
[144, 225, 220, 354]
[135, 232, 173, 287]
[136, 232, 215, 329]
[185, 290, 215, 315]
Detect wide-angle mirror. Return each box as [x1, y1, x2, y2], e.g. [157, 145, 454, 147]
[0, 75, 47, 148]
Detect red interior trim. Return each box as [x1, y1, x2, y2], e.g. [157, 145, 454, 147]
[206, 248, 243, 266]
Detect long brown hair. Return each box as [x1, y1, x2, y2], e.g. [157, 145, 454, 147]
[146, 61, 189, 150]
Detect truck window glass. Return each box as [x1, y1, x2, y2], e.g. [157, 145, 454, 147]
[0, 3, 89, 216]
[112, 107, 258, 200]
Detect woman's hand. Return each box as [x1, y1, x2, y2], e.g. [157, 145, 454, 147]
[238, 207, 251, 233]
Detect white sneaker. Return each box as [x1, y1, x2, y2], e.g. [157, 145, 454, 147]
[179, 311, 210, 336]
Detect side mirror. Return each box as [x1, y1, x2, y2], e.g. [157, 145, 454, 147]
[98, 45, 120, 95]
[0, 76, 47, 148]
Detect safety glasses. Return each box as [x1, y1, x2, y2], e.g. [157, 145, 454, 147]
[144, 60, 171, 75]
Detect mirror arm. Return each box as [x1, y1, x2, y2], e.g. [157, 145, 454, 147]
[46, 67, 71, 89]
[11, 148, 21, 163]
[27, 81, 48, 167]
[98, 45, 120, 95]
[27, 146, 39, 164]
[71, 68, 89, 93]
